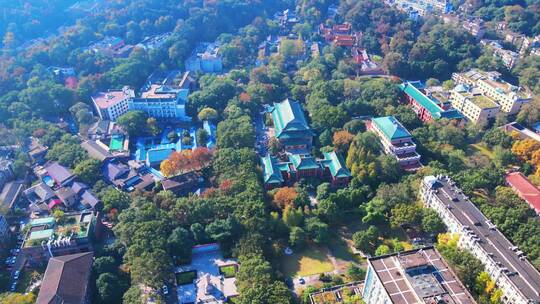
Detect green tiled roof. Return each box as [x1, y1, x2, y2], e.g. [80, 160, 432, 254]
[399, 81, 444, 117]
[372, 116, 411, 141]
[272, 99, 312, 138]
[289, 154, 320, 170]
[322, 151, 351, 178]
[261, 155, 284, 184]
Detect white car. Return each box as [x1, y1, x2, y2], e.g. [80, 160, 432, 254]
[162, 285, 169, 295]
[13, 271, 20, 280]
[10, 282, 16, 291]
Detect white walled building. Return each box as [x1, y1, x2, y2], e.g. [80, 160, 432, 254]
[91, 86, 134, 121]
[451, 84, 500, 124]
[420, 175, 540, 304]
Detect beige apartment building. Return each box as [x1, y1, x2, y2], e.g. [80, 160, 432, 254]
[452, 70, 531, 114]
[451, 84, 500, 124]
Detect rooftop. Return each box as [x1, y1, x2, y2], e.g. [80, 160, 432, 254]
[322, 151, 351, 178]
[425, 176, 540, 301]
[506, 172, 540, 214]
[367, 246, 475, 304]
[400, 81, 463, 120]
[23, 212, 94, 248]
[92, 87, 134, 109]
[372, 116, 412, 140]
[271, 99, 313, 138]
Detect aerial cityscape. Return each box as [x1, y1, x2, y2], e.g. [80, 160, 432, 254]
[0, 0, 540, 303]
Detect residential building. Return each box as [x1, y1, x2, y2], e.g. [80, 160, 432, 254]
[137, 32, 172, 50]
[452, 70, 531, 114]
[481, 40, 520, 69]
[260, 151, 351, 190]
[362, 246, 475, 304]
[451, 84, 500, 124]
[162, 171, 203, 195]
[43, 162, 76, 187]
[102, 160, 155, 192]
[462, 18, 486, 40]
[21, 212, 98, 266]
[129, 71, 190, 120]
[88, 36, 126, 57]
[91, 86, 134, 121]
[177, 244, 238, 303]
[36, 252, 93, 304]
[420, 175, 540, 303]
[506, 172, 540, 215]
[270, 99, 315, 152]
[0, 215, 9, 241]
[0, 181, 25, 210]
[0, 159, 14, 190]
[399, 81, 463, 122]
[385, 0, 452, 19]
[185, 42, 223, 73]
[28, 137, 48, 164]
[368, 116, 422, 171]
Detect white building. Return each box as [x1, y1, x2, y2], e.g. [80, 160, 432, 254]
[420, 175, 540, 304]
[91, 86, 134, 121]
[452, 70, 531, 114]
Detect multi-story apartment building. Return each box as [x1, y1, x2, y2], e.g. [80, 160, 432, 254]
[368, 116, 422, 171]
[185, 42, 223, 73]
[420, 175, 540, 303]
[451, 84, 500, 124]
[362, 246, 476, 304]
[91, 86, 134, 121]
[129, 71, 190, 120]
[452, 70, 531, 115]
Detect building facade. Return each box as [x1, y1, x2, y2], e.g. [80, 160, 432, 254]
[91, 86, 134, 121]
[452, 70, 531, 114]
[261, 151, 351, 190]
[369, 116, 422, 171]
[185, 43, 223, 73]
[271, 99, 315, 152]
[129, 71, 190, 120]
[451, 84, 500, 124]
[399, 81, 463, 122]
[420, 175, 540, 303]
[362, 246, 475, 304]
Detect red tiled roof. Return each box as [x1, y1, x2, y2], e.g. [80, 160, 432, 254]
[506, 172, 540, 214]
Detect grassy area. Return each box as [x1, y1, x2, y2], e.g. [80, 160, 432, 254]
[280, 245, 334, 278]
[469, 143, 495, 160]
[175, 270, 197, 285]
[219, 265, 237, 278]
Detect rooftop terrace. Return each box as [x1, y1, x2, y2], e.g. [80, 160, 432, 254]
[23, 212, 94, 248]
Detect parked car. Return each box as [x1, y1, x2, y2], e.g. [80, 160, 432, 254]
[298, 278, 305, 284]
[13, 270, 20, 280]
[162, 285, 169, 295]
[10, 282, 16, 291]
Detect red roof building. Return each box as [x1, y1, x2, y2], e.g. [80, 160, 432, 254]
[506, 172, 540, 215]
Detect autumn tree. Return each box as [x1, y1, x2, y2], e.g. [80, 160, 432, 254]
[273, 187, 298, 209]
[333, 130, 354, 152]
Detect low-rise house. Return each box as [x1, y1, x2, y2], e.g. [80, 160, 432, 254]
[452, 70, 531, 115]
[501, 122, 540, 143]
[137, 32, 172, 50]
[162, 171, 203, 195]
[36, 252, 93, 304]
[399, 81, 463, 122]
[43, 162, 76, 187]
[102, 161, 154, 192]
[91, 86, 134, 121]
[21, 212, 98, 266]
[28, 137, 48, 164]
[319, 23, 361, 47]
[270, 99, 315, 152]
[352, 48, 383, 75]
[88, 36, 127, 57]
[260, 151, 351, 190]
[25, 183, 56, 207]
[462, 18, 486, 40]
[309, 282, 363, 304]
[185, 43, 223, 73]
[368, 116, 422, 171]
[0, 159, 14, 190]
[451, 84, 500, 124]
[0, 181, 25, 210]
[506, 172, 540, 215]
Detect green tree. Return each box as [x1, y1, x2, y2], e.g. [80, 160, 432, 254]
[304, 217, 330, 244]
[289, 226, 307, 248]
[74, 159, 102, 185]
[96, 272, 127, 303]
[168, 227, 194, 262]
[117, 111, 149, 137]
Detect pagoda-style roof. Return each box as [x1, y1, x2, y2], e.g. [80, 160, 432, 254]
[289, 154, 320, 170]
[399, 81, 463, 120]
[261, 155, 284, 184]
[271, 99, 314, 138]
[372, 116, 412, 141]
[322, 151, 351, 178]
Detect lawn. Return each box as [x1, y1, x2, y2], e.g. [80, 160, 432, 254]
[280, 245, 334, 278]
[469, 143, 495, 160]
[219, 265, 237, 278]
[175, 270, 197, 285]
